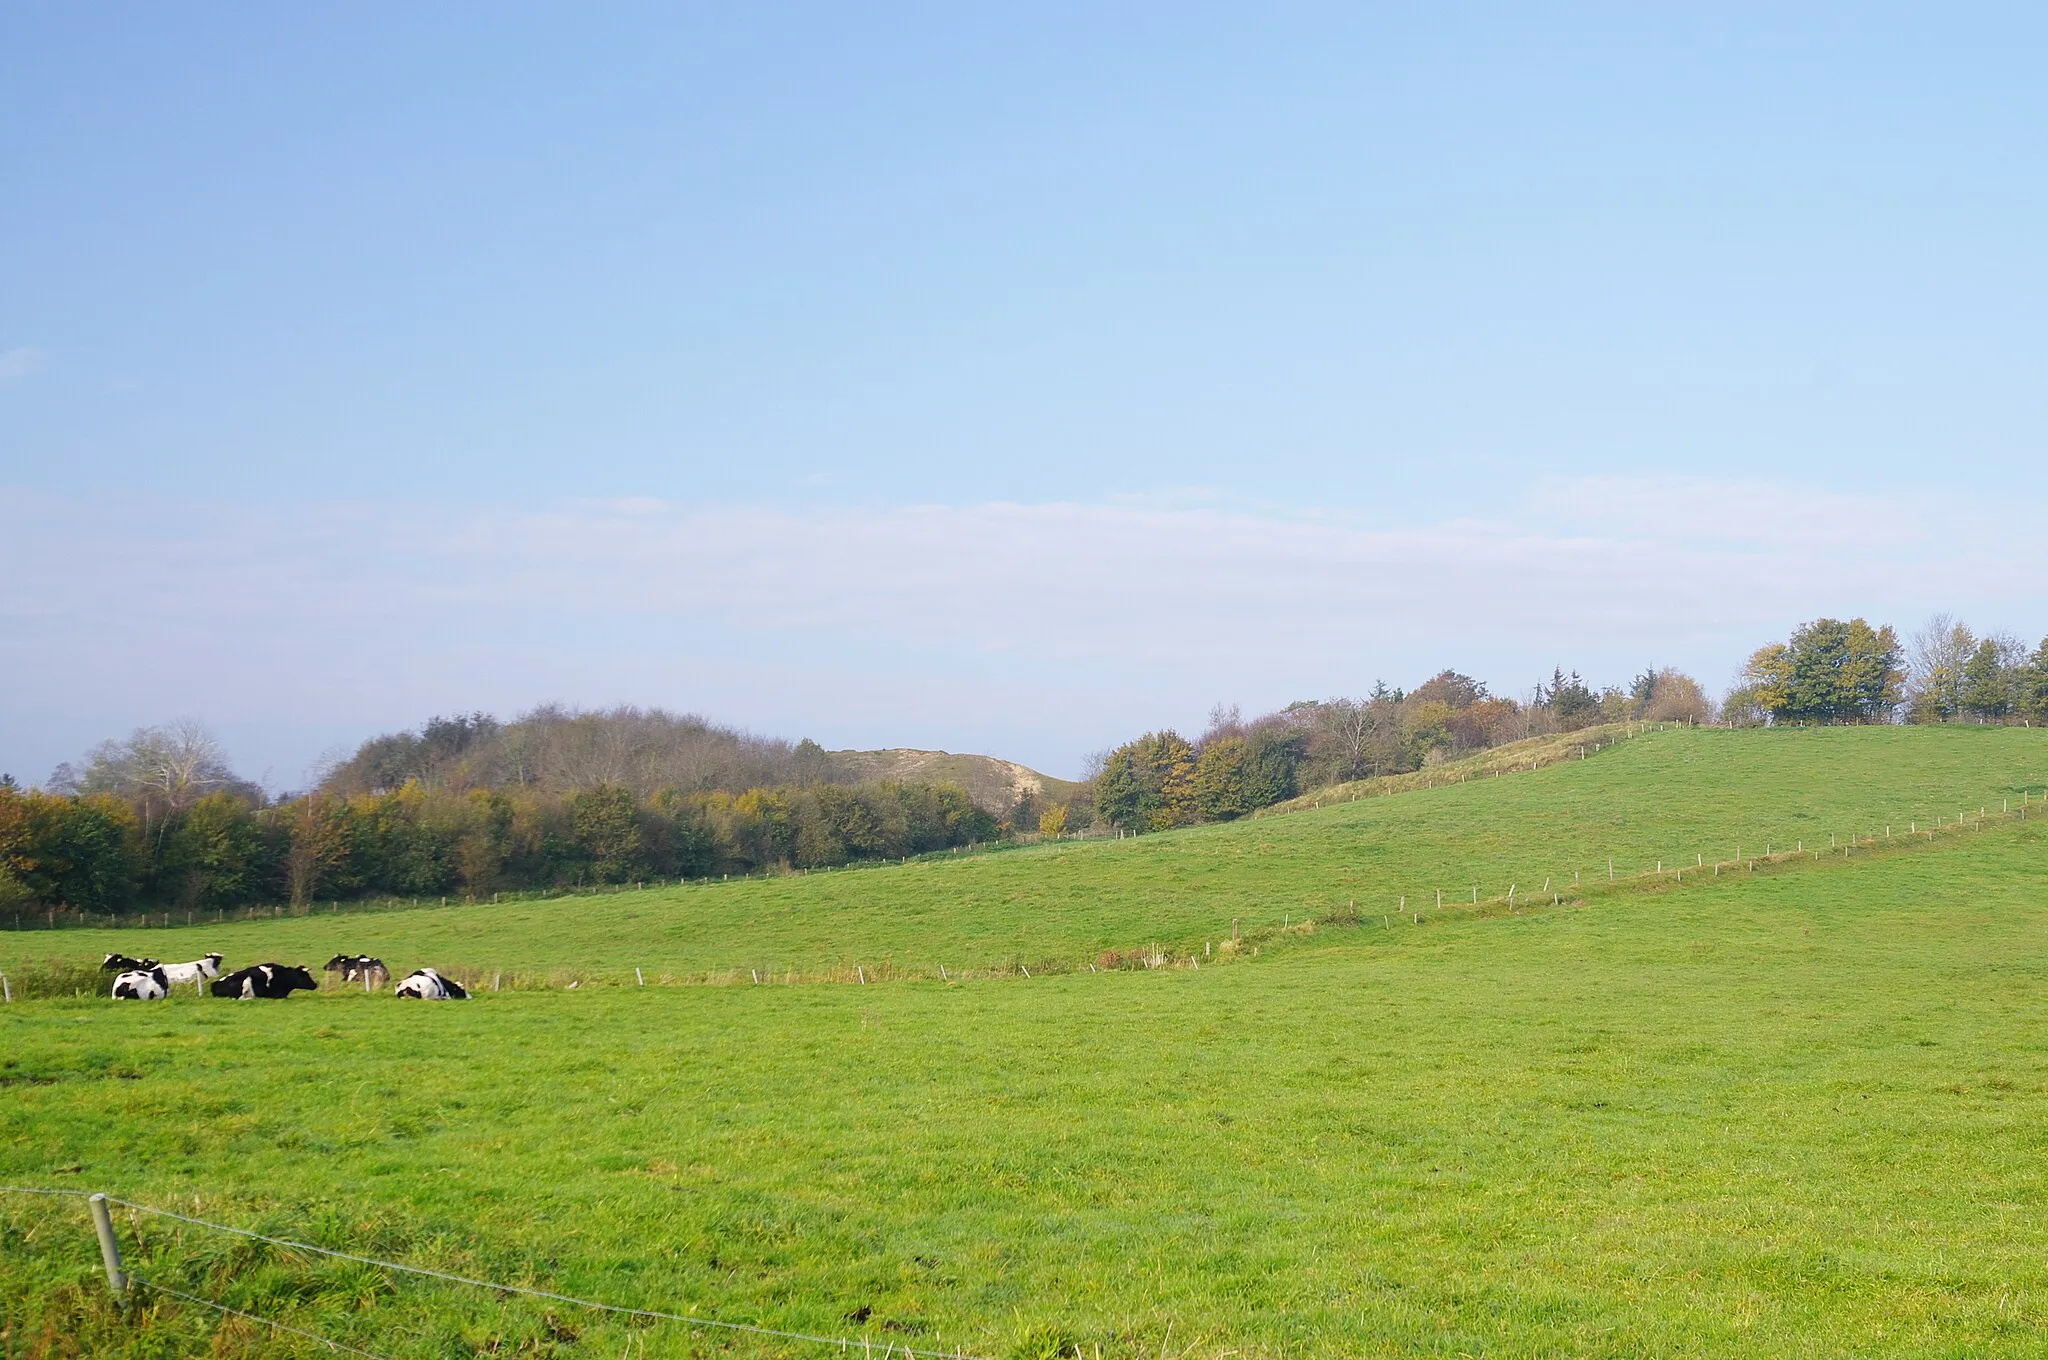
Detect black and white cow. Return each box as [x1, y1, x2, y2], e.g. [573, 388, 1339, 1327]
[111, 966, 170, 1000]
[101, 952, 159, 973]
[393, 967, 468, 1000]
[159, 953, 225, 992]
[324, 953, 391, 988]
[209, 963, 319, 999]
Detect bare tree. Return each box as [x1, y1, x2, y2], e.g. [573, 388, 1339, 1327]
[71, 718, 236, 809]
[1908, 614, 1976, 722]
[52, 718, 245, 851]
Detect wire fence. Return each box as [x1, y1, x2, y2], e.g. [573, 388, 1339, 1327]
[5, 777, 2047, 1001]
[3, 1185, 985, 1359]
[132, 1275, 397, 1360]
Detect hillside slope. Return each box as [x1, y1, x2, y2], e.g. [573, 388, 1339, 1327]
[827, 747, 1080, 813]
[10, 725, 2044, 984]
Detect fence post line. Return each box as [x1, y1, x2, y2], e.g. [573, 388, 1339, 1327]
[1, 971, 10, 1003]
[89, 1193, 126, 1294]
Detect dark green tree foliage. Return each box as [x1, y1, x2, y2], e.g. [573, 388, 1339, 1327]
[2019, 638, 2048, 726]
[0, 772, 998, 915]
[1093, 732, 1196, 831]
[1744, 619, 1905, 725]
[569, 785, 643, 883]
[1092, 748, 1146, 830]
[0, 792, 135, 913]
[1539, 669, 1601, 730]
[1098, 723, 1304, 831]
[1797, 619, 1905, 723]
[153, 792, 268, 909]
[1962, 639, 2014, 722]
[1192, 729, 1305, 820]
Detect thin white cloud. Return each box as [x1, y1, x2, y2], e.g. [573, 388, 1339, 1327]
[1, 479, 2041, 783]
[0, 347, 44, 383]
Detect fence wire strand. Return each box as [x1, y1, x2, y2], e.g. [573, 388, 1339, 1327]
[4, 1187, 980, 1360]
[131, 1276, 396, 1360]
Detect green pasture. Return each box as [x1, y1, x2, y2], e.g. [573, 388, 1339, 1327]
[5, 724, 2044, 986]
[6, 816, 2048, 1357]
[5, 726, 2048, 1357]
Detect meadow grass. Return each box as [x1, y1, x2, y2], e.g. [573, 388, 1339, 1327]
[4, 814, 2048, 1353]
[4, 724, 2043, 989]
[5, 725, 2048, 1357]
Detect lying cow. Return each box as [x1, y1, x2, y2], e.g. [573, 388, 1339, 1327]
[111, 966, 170, 1000]
[393, 967, 468, 1000]
[324, 954, 391, 987]
[102, 952, 159, 973]
[209, 963, 318, 1000]
[159, 953, 225, 992]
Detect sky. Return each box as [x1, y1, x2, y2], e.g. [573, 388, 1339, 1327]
[3, 3, 2045, 786]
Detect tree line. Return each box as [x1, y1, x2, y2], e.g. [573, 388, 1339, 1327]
[1723, 615, 2048, 727]
[1088, 665, 1713, 832]
[2, 717, 999, 917]
[9, 613, 2044, 912]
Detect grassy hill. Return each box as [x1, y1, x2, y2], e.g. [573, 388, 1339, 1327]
[5, 725, 2048, 1358]
[6, 724, 2042, 986]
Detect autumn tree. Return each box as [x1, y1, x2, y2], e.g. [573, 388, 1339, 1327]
[0, 789, 136, 911]
[1744, 618, 1903, 724]
[1093, 731, 1197, 831]
[1639, 669, 1713, 723]
[281, 795, 352, 906]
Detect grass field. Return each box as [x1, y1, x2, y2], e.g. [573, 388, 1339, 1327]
[5, 724, 2043, 987]
[6, 726, 2048, 1358]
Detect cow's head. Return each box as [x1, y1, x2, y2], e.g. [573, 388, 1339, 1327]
[274, 965, 318, 994]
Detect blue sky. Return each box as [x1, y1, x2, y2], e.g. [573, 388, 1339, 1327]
[3, 4, 2045, 785]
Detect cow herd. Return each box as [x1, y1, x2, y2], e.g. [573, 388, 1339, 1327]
[100, 952, 469, 1001]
